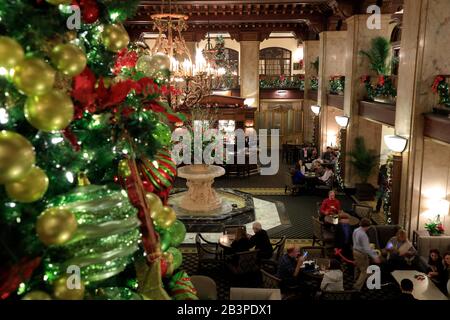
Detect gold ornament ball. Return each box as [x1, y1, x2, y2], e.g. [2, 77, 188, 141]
[53, 276, 85, 300]
[118, 159, 131, 177]
[13, 58, 55, 96]
[46, 0, 72, 5]
[0, 36, 24, 70]
[25, 90, 74, 132]
[36, 207, 77, 246]
[101, 24, 130, 53]
[51, 44, 87, 77]
[0, 131, 36, 184]
[146, 192, 163, 217]
[5, 166, 49, 203]
[149, 53, 171, 73]
[152, 205, 176, 229]
[22, 291, 52, 300]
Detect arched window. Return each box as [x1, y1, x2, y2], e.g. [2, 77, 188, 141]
[259, 47, 291, 76]
[390, 25, 402, 76]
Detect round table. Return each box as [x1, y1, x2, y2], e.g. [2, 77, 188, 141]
[324, 214, 360, 227]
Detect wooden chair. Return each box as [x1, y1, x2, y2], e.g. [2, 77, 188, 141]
[312, 216, 335, 249]
[352, 204, 373, 220]
[195, 233, 222, 272]
[261, 269, 281, 289]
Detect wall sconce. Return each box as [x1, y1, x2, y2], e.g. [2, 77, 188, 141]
[384, 135, 408, 153]
[245, 120, 254, 128]
[311, 105, 321, 116]
[276, 90, 288, 97]
[335, 115, 349, 128]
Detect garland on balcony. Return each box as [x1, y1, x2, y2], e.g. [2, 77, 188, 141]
[432, 75, 450, 107]
[335, 131, 345, 191]
[383, 155, 393, 224]
[259, 75, 305, 90]
[329, 76, 345, 95]
[360, 75, 397, 101]
[310, 76, 319, 91]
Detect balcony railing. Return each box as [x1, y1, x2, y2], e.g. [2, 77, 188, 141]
[259, 75, 305, 90]
[211, 75, 240, 90]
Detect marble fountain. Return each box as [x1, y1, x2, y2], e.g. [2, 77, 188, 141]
[168, 164, 257, 233]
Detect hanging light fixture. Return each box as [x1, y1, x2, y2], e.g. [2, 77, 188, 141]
[335, 115, 350, 128]
[311, 105, 321, 116]
[148, 0, 217, 109]
[384, 135, 408, 153]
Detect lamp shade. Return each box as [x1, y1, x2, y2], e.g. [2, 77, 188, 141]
[335, 115, 349, 128]
[311, 105, 321, 115]
[384, 135, 408, 153]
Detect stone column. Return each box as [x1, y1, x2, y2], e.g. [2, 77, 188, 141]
[396, 0, 450, 234]
[343, 15, 392, 187]
[318, 31, 347, 152]
[240, 40, 260, 109]
[303, 41, 320, 145]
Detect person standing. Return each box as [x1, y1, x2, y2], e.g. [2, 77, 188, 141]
[352, 218, 381, 291]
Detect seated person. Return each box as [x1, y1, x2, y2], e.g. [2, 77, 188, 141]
[427, 249, 444, 284]
[292, 166, 306, 185]
[276, 246, 304, 287]
[249, 222, 273, 260]
[230, 228, 252, 254]
[295, 159, 306, 174]
[397, 279, 416, 300]
[320, 190, 341, 217]
[441, 252, 450, 295]
[334, 213, 353, 261]
[317, 166, 334, 186]
[322, 147, 333, 162]
[320, 259, 344, 292]
[384, 229, 418, 270]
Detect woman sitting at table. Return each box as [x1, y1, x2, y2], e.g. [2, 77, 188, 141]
[319, 190, 341, 218]
[320, 259, 344, 292]
[441, 252, 450, 295]
[230, 228, 252, 254]
[427, 249, 444, 283]
[292, 160, 306, 185]
[317, 165, 334, 186]
[384, 229, 418, 271]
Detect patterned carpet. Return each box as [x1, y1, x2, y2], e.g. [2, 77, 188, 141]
[179, 246, 402, 300]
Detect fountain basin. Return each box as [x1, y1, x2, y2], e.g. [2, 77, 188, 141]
[169, 188, 255, 233]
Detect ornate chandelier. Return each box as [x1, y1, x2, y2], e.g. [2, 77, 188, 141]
[148, 2, 221, 109]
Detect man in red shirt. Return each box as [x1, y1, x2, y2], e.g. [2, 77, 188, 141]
[320, 190, 341, 216]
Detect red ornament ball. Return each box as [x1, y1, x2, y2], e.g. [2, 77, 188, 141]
[81, 1, 99, 24]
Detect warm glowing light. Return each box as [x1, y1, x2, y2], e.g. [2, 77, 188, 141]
[244, 98, 256, 107]
[311, 105, 321, 116]
[293, 47, 304, 62]
[384, 135, 408, 153]
[335, 115, 349, 128]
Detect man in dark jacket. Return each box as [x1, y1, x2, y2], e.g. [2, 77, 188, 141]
[249, 222, 273, 259]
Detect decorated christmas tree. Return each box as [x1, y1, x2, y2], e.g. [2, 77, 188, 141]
[0, 0, 194, 300]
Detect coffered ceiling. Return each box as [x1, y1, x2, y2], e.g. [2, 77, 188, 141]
[125, 0, 404, 42]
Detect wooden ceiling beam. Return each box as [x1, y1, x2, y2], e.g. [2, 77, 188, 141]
[138, 0, 329, 5]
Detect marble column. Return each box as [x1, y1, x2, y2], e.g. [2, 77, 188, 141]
[396, 0, 450, 234]
[303, 41, 320, 145]
[240, 41, 260, 109]
[343, 14, 392, 187]
[318, 31, 347, 152]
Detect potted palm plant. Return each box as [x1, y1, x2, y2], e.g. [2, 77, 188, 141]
[347, 137, 379, 200]
[359, 37, 398, 104]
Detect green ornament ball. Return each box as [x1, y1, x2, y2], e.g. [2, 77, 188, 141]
[152, 122, 172, 146]
[160, 231, 171, 252]
[167, 247, 182, 270]
[167, 220, 186, 247]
